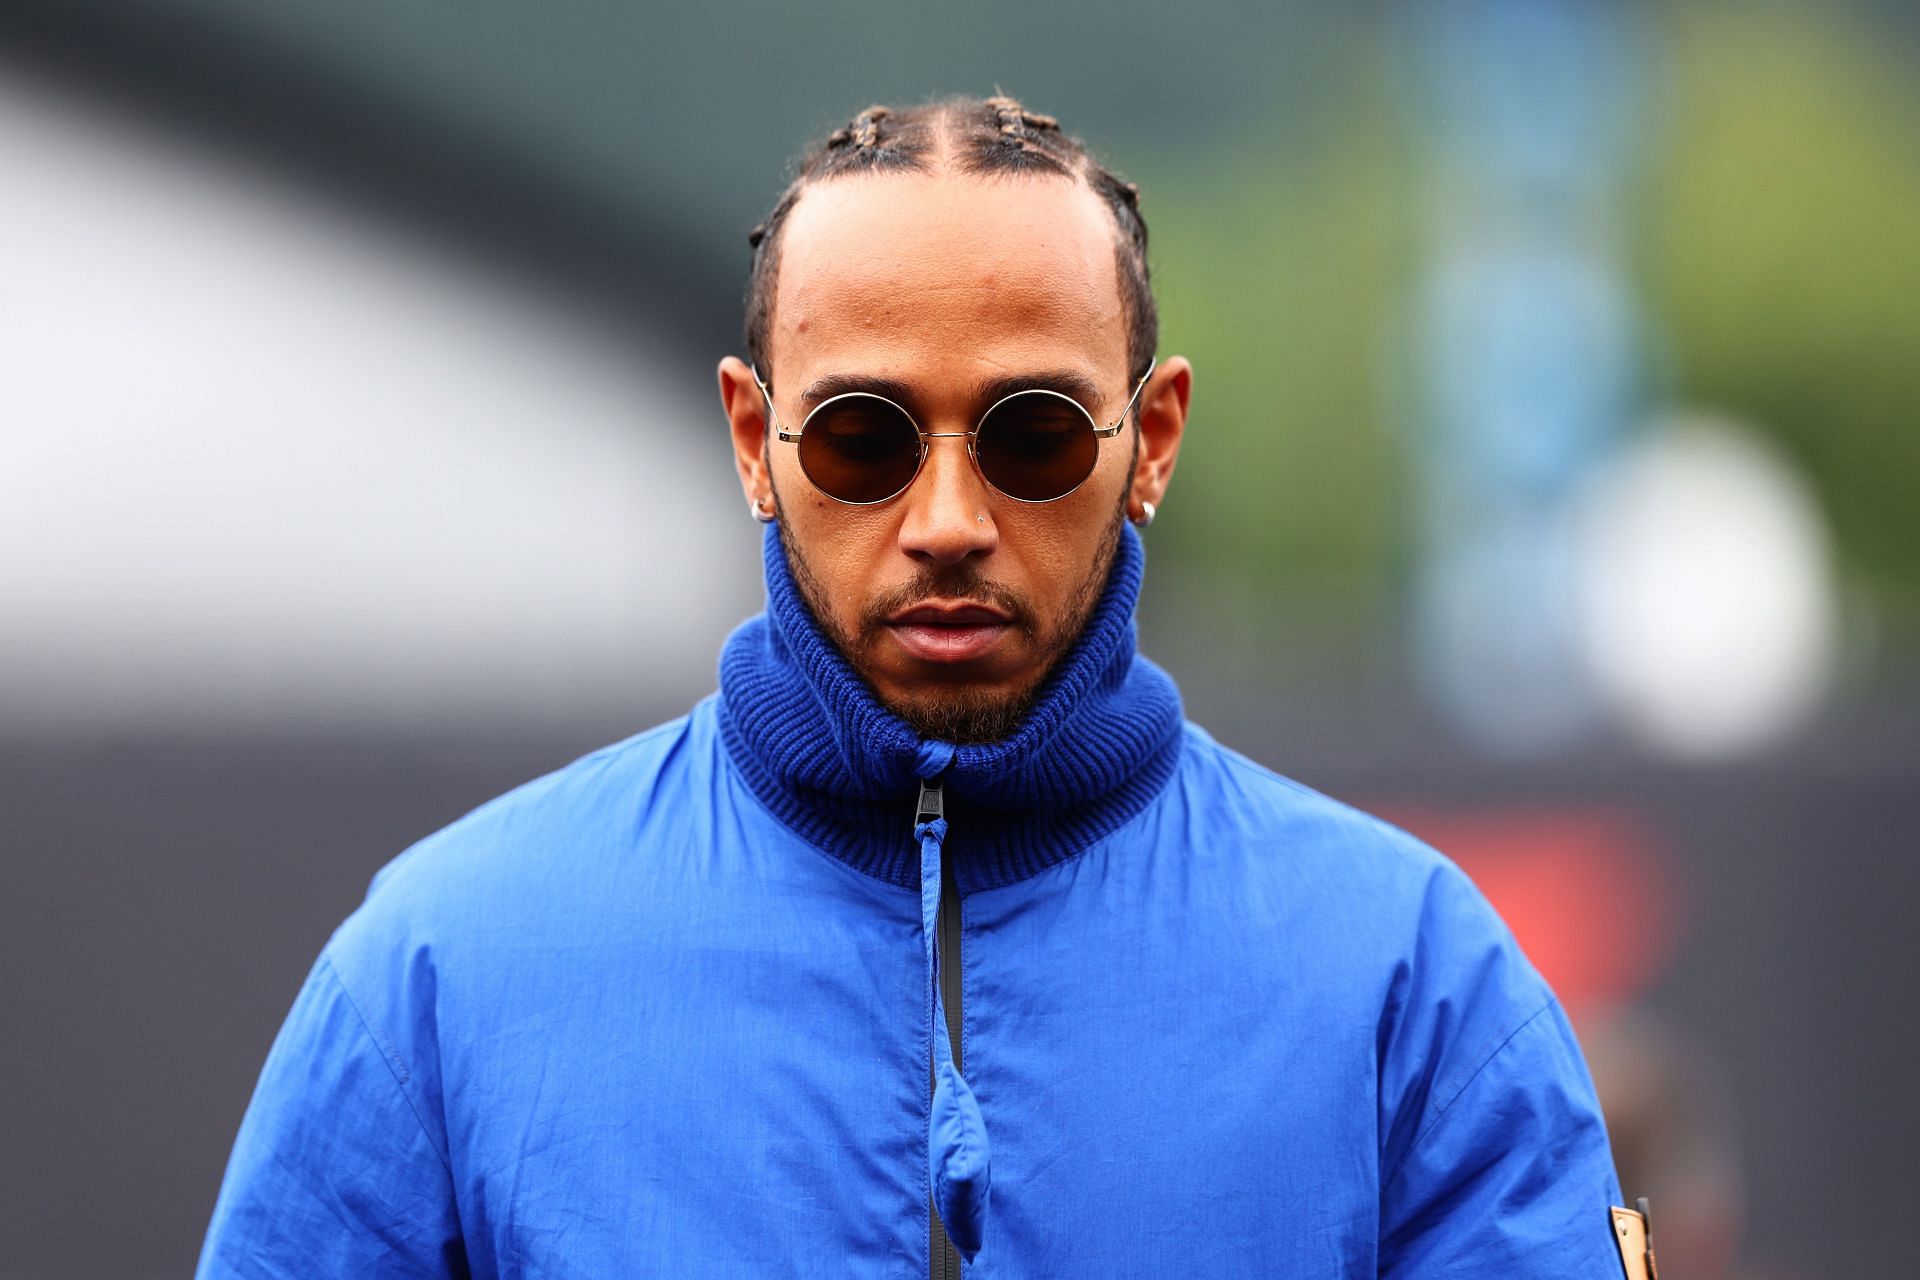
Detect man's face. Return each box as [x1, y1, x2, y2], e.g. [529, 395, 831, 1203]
[738, 172, 1150, 741]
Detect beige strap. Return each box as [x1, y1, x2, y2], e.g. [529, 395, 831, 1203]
[1610, 1204, 1660, 1280]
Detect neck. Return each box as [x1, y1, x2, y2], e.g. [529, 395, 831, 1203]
[716, 523, 1183, 893]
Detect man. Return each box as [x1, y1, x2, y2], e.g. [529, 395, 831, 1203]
[200, 96, 1627, 1277]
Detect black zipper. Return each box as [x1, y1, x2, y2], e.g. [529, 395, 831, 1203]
[928, 794, 964, 1279]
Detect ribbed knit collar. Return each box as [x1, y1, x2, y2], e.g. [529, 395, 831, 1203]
[715, 523, 1184, 895]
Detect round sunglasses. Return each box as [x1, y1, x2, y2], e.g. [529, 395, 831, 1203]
[753, 361, 1155, 505]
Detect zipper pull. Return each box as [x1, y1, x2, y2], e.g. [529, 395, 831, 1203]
[915, 779, 945, 830]
[909, 771, 989, 1264]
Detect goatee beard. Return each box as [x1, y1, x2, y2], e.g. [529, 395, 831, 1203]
[775, 505, 1126, 746]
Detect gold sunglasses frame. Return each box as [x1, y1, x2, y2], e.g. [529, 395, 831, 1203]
[752, 360, 1156, 505]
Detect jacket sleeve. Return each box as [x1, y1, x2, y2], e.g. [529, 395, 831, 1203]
[1379, 997, 1624, 1276]
[196, 954, 467, 1279]
[1370, 853, 1625, 1277]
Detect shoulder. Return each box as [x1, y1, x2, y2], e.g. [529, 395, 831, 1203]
[1171, 722, 1477, 913]
[1174, 722, 1423, 849]
[1177, 717, 1548, 972]
[326, 701, 719, 971]
[310, 703, 727, 1094]
[1170, 721, 1566, 1101]
[390, 702, 708, 874]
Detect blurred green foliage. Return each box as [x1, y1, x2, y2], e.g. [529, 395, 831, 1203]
[1643, 2, 1920, 619]
[1135, 38, 1408, 645]
[1139, 2, 1920, 646]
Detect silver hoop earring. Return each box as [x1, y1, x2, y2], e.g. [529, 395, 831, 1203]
[1132, 500, 1157, 528]
[749, 494, 776, 524]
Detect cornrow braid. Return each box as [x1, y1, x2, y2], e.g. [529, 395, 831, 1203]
[852, 104, 886, 148]
[985, 94, 1060, 147]
[743, 94, 1157, 391]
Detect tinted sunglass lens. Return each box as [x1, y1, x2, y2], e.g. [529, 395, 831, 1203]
[797, 395, 923, 503]
[975, 392, 1099, 501]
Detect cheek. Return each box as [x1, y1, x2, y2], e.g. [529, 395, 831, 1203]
[1002, 501, 1116, 613]
[766, 440, 808, 505]
[781, 494, 896, 617]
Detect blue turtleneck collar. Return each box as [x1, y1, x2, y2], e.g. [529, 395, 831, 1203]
[715, 522, 1184, 895]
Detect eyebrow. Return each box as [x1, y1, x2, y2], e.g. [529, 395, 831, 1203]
[797, 368, 1105, 416]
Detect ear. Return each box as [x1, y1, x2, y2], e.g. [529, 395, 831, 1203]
[718, 356, 773, 514]
[1128, 356, 1191, 521]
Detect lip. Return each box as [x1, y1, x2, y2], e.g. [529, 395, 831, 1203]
[884, 599, 1015, 664]
[887, 600, 1014, 627]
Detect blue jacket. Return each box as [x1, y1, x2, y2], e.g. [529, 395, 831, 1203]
[200, 527, 1624, 1277]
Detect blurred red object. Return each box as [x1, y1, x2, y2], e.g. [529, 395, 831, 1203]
[1375, 805, 1681, 1022]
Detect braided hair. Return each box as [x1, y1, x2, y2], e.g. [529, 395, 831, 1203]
[743, 95, 1156, 388]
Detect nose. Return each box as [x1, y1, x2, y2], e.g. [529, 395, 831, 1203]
[897, 436, 996, 566]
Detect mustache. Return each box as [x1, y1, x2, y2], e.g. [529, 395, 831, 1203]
[858, 564, 1036, 638]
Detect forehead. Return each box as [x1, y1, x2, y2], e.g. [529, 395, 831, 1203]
[771, 171, 1127, 392]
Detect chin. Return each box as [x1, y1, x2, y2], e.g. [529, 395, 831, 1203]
[884, 685, 1039, 746]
